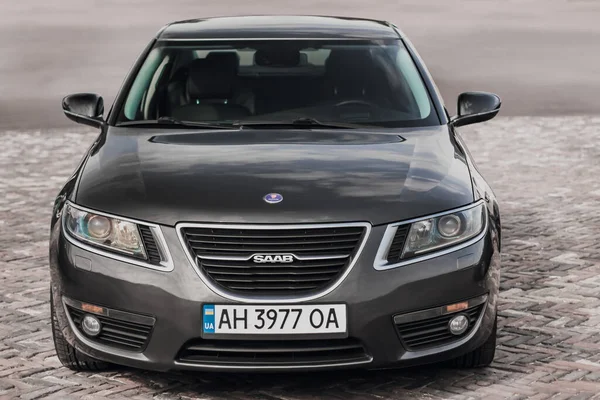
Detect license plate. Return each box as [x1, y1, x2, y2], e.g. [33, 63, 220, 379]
[202, 304, 347, 334]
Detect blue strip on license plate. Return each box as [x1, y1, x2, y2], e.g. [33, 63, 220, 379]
[203, 304, 216, 334]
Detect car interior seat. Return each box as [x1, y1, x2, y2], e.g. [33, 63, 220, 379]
[170, 58, 251, 121]
[206, 51, 255, 114]
[323, 49, 393, 109]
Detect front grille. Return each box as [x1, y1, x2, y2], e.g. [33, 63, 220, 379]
[386, 225, 410, 262]
[181, 225, 367, 295]
[177, 338, 370, 366]
[395, 303, 485, 350]
[139, 226, 162, 265]
[66, 306, 153, 351]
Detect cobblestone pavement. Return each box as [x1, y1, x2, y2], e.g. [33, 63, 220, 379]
[1, 117, 600, 399]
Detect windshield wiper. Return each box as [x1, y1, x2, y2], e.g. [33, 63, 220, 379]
[116, 117, 235, 129]
[232, 117, 371, 130]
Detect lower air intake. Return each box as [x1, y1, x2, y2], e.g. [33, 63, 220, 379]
[66, 305, 154, 352]
[177, 338, 370, 367]
[395, 303, 485, 351]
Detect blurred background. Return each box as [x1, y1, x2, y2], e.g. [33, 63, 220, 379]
[1, 0, 599, 130]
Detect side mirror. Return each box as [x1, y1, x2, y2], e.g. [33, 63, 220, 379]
[452, 92, 501, 128]
[62, 93, 105, 128]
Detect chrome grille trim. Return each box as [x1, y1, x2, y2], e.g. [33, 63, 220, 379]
[176, 222, 371, 303]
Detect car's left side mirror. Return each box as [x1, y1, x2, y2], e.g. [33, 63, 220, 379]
[452, 92, 501, 128]
[62, 93, 105, 129]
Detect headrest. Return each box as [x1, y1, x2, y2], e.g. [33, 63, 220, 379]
[186, 58, 233, 99]
[325, 49, 373, 76]
[206, 52, 240, 75]
[325, 49, 374, 97]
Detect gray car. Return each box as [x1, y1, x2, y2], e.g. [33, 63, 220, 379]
[50, 15, 502, 372]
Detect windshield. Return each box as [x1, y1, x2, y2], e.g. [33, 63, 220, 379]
[117, 39, 439, 127]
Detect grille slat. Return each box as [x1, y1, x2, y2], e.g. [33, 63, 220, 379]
[97, 335, 145, 349]
[177, 338, 370, 366]
[205, 267, 342, 276]
[396, 303, 485, 351]
[189, 244, 357, 253]
[66, 306, 153, 352]
[187, 342, 361, 353]
[98, 320, 153, 335]
[201, 260, 347, 269]
[182, 225, 366, 295]
[139, 226, 162, 265]
[214, 276, 333, 283]
[404, 332, 458, 347]
[228, 283, 321, 290]
[387, 225, 410, 263]
[401, 325, 448, 339]
[99, 331, 146, 346]
[187, 238, 361, 246]
[397, 316, 453, 330]
[404, 329, 455, 343]
[100, 326, 149, 341]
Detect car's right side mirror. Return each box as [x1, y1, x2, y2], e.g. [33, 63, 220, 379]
[62, 93, 105, 129]
[452, 92, 501, 128]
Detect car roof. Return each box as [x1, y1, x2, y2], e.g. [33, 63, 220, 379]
[157, 15, 402, 40]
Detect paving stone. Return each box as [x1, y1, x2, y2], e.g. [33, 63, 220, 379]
[1, 116, 600, 399]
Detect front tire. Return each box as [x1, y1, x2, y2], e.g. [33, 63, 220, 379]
[51, 291, 110, 371]
[451, 315, 497, 368]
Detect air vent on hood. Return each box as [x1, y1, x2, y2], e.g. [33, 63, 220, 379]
[150, 131, 405, 146]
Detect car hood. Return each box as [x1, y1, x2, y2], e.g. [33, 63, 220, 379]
[75, 126, 474, 226]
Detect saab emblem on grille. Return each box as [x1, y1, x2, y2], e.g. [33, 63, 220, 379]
[252, 254, 295, 263]
[263, 193, 283, 204]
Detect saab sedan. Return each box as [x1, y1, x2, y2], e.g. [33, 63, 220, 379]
[50, 15, 502, 372]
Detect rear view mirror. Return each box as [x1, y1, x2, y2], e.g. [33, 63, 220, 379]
[62, 93, 105, 128]
[254, 48, 301, 67]
[452, 92, 501, 127]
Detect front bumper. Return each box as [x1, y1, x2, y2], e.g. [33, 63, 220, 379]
[49, 219, 500, 372]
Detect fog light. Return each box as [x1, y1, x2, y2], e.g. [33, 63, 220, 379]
[82, 314, 101, 337]
[448, 314, 469, 335]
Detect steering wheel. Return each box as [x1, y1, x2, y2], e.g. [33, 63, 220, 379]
[334, 99, 376, 108]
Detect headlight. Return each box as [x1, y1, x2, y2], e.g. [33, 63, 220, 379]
[63, 203, 147, 259]
[402, 202, 486, 259]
